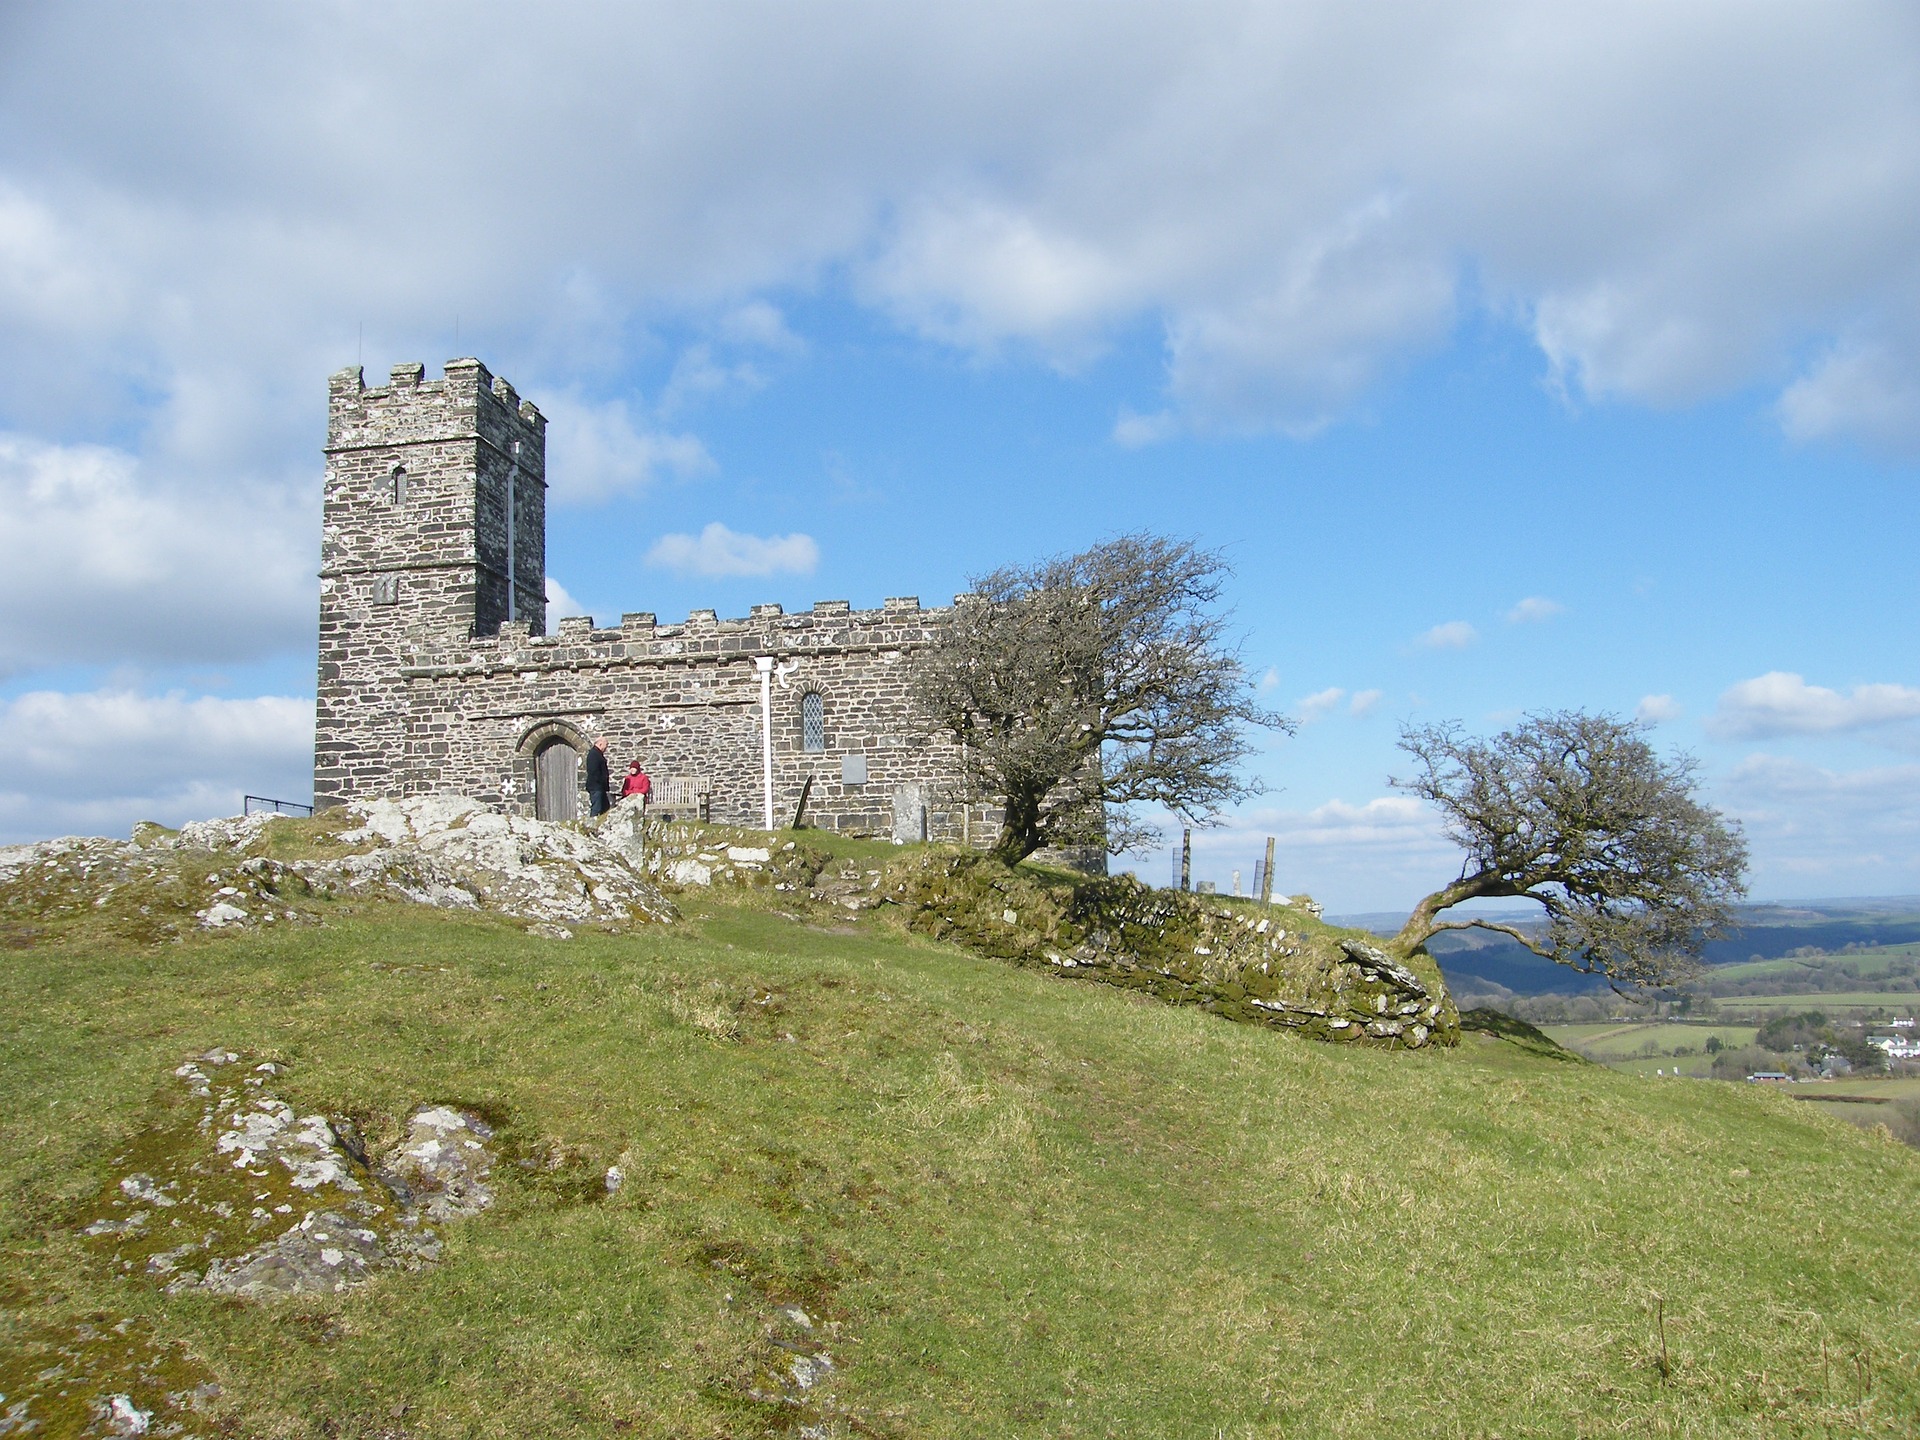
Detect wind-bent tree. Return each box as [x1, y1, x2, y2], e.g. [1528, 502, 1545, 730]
[913, 534, 1289, 864]
[1386, 711, 1748, 988]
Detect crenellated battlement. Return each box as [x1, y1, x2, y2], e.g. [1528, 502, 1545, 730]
[548, 596, 943, 633]
[416, 595, 955, 682]
[327, 359, 547, 454]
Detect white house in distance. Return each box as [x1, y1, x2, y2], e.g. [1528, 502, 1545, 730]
[1868, 1032, 1920, 1061]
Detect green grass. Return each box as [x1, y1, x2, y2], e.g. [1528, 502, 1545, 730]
[5, 893, 1920, 1436]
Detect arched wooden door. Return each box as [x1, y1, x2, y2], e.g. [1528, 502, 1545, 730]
[533, 738, 580, 821]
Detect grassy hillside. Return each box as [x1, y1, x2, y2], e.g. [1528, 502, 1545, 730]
[4, 859, 1920, 1435]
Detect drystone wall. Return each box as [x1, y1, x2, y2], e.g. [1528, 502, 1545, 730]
[884, 852, 1459, 1048]
[627, 825, 1456, 1049]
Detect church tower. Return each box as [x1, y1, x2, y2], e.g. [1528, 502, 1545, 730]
[314, 359, 547, 807]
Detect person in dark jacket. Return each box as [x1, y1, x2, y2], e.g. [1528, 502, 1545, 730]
[585, 735, 611, 816]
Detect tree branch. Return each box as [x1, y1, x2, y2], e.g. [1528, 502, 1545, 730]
[1425, 917, 1556, 959]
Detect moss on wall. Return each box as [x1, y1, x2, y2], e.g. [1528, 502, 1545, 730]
[883, 850, 1459, 1049]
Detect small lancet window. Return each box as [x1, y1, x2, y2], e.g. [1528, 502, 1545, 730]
[800, 691, 825, 753]
[388, 466, 407, 506]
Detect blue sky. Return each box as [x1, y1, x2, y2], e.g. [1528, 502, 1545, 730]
[0, 3, 1916, 910]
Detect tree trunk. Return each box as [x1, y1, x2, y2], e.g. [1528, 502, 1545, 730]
[989, 789, 1045, 864]
[1386, 868, 1501, 958]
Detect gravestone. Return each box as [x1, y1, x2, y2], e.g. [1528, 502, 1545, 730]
[891, 782, 929, 843]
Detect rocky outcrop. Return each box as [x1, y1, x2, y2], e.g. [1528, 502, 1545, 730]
[606, 804, 835, 895]
[616, 808, 900, 913]
[80, 1049, 495, 1300]
[327, 795, 677, 932]
[0, 795, 677, 941]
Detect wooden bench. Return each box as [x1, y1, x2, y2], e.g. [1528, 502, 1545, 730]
[651, 777, 712, 822]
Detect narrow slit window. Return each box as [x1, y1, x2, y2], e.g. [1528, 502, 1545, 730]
[389, 466, 407, 505]
[801, 691, 825, 752]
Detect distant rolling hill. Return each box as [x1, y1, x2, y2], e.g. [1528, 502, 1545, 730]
[1332, 898, 1920, 998]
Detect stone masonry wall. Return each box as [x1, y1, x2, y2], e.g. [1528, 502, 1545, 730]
[399, 597, 994, 840]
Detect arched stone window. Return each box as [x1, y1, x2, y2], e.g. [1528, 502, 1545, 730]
[388, 465, 408, 506]
[800, 690, 826, 753]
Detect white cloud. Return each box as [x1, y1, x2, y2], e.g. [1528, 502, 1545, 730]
[1709, 671, 1920, 740]
[865, 198, 1135, 357]
[0, 2, 1911, 721]
[1268, 794, 1441, 850]
[1417, 620, 1477, 650]
[544, 576, 586, 623]
[715, 300, 805, 354]
[0, 431, 312, 675]
[1289, 686, 1383, 722]
[0, 688, 313, 844]
[1258, 667, 1281, 693]
[645, 522, 820, 579]
[1163, 195, 1455, 433]
[1635, 693, 1683, 724]
[658, 346, 764, 414]
[540, 395, 714, 504]
[1505, 596, 1563, 624]
[1112, 408, 1178, 448]
[1778, 340, 1920, 453]
[1715, 754, 1920, 896]
[1297, 686, 1346, 721]
[0, 0, 1910, 493]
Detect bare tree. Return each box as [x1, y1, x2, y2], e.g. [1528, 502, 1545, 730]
[1387, 711, 1748, 988]
[914, 534, 1290, 865]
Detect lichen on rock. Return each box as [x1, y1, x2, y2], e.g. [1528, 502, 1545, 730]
[77, 1049, 495, 1302]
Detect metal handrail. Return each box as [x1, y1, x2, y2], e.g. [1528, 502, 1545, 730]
[244, 794, 315, 817]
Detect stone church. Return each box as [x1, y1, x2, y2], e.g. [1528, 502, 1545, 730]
[315, 357, 984, 842]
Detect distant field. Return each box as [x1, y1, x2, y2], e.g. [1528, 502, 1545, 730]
[1710, 945, 1920, 985]
[1808, 1076, 1920, 1102]
[1794, 1080, 1920, 1133]
[1544, 1022, 1758, 1079]
[1548, 1022, 1756, 1058]
[1715, 992, 1920, 1013]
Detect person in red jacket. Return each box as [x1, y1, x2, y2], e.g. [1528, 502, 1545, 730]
[621, 759, 651, 808]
